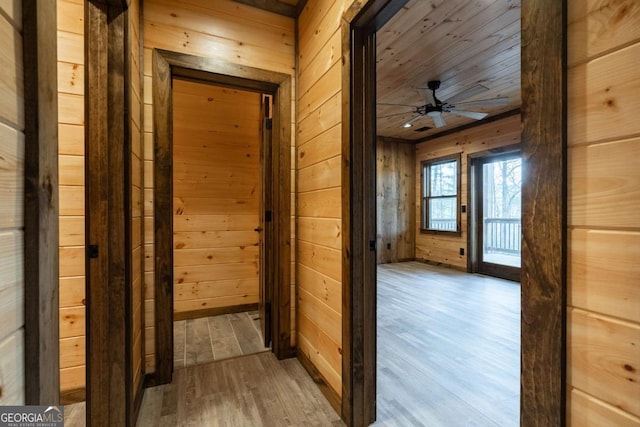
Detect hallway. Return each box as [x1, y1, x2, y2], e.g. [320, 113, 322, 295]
[137, 352, 343, 426]
[64, 352, 342, 426]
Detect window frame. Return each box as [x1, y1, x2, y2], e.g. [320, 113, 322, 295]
[420, 153, 462, 235]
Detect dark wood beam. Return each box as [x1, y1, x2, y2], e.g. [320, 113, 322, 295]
[151, 48, 174, 386]
[85, 2, 110, 422]
[232, 0, 296, 18]
[520, 0, 566, 425]
[23, 0, 60, 405]
[377, 135, 415, 145]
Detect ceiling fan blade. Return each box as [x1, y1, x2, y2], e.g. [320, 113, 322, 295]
[445, 84, 490, 104]
[432, 112, 447, 128]
[450, 97, 509, 108]
[448, 109, 488, 120]
[377, 102, 417, 108]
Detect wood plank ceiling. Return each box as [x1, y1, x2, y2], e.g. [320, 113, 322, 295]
[376, 0, 521, 141]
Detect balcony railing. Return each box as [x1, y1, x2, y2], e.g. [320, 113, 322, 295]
[484, 217, 521, 254]
[429, 219, 457, 231]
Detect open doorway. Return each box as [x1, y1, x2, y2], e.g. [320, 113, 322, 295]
[151, 50, 293, 385]
[372, 1, 523, 423]
[344, 0, 566, 425]
[170, 78, 271, 368]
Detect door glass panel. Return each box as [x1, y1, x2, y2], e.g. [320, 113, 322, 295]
[482, 158, 521, 268]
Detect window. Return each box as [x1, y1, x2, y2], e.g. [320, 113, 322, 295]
[421, 155, 461, 233]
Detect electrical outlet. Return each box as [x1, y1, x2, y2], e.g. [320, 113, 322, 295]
[459, 248, 465, 256]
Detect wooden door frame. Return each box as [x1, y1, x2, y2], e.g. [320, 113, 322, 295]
[85, 1, 141, 425]
[342, 0, 566, 426]
[23, 0, 60, 405]
[151, 49, 294, 386]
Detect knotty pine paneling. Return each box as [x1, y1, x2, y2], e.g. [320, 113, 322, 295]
[0, 123, 24, 230]
[414, 115, 521, 269]
[57, 0, 86, 395]
[172, 79, 260, 317]
[568, 229, 640, 323]
[567, 0, 640, 422]
[567, 308, 640, 417]
[143, 0, 297, 364]
[377, 138, 415, 264]
[0, 3, 24, 405]
[567, 0, 640, 426]
[567, 0, 640, 67]
[296, 0, 355, 399]
[568, 388, 640, 427]
[0, 12, 24, 130]
[567, 44, 640, 147]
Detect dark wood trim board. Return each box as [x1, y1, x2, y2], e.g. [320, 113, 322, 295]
[297, 350, 341, 415]
[60, 387, 86, 406]
[520, 0, 567, 423]
[173, 304, 259, 322]
[23, 0, 60, 405]
[152, 49, 294, 385]
[343, 0, 566, 426]
[85, 1, 136, 425]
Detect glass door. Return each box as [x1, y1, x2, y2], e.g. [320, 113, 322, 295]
[476, 154, 522, 281]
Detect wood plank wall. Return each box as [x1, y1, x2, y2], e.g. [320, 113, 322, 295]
[296, 0, 349, 398]
[172, 79, 260, 315]
[566, 1, 640, 424]
[142, 0, 296, 373]
[0, 0, 25, 405]
[130, 0, 145, 397]
[414, 115, 521, 270]
[376, 138, 415, 264]
[57, 0, 86, 396]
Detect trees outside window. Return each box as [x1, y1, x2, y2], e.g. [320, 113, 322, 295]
[421, 155, 461, 233]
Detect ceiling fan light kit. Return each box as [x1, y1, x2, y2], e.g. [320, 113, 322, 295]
[390, 80, 509, 130]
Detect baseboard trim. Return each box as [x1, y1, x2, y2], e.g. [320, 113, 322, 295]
[143, 372, 158, 388]
[297, 350, 341, 416]
[173, 303, 259, 321]
[132, 374, 145, 425]
[60, 387, 85, 405]
[415, 257, 468, 273]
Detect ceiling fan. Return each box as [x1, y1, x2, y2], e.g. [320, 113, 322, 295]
[379, 81, 509, 129]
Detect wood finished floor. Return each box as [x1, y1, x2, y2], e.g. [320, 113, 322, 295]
[373, 262, 520, 427]
[137, 352, 344, 426]
[63, 353, 343, 426]
[174, 311, 269, 369]
[64, 263, 519, 426]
